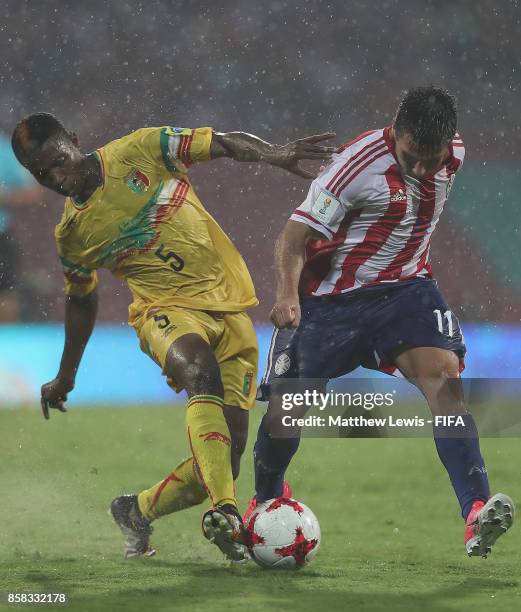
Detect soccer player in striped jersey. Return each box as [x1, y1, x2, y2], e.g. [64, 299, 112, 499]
[250, 87, 514, 558]
[11, 114, 334, 562]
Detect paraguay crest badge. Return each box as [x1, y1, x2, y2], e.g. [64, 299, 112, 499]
[126, 169, 150, 193]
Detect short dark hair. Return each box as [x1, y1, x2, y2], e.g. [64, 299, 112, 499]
[12, 112, 68, 162]
[394, 87, 457, 153]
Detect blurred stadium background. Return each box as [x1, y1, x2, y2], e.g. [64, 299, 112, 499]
[1, 0, 521, 405]
[2, 4, 521, 610]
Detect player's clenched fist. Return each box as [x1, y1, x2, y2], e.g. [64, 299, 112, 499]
[270, 296, 301, 329]
[40, 377, 74, 419]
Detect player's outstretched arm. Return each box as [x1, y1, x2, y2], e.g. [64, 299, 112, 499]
[40, 290, 98, 419]
[270, 220, 324, 328]
[210, 131, 336, 178]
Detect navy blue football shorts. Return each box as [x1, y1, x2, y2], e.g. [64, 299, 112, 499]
[258, 278, 466, 400]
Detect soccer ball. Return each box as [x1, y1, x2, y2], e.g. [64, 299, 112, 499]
[245, 498, 321, 569]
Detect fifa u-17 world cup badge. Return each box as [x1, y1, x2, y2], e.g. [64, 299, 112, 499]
[126, 169, 150, 193]
[243, 371, 254, 395]
[165, 127, 193, 136]
[311, 189, 342, 224]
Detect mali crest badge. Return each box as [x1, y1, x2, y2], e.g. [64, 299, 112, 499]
[126, 169, 150, 193]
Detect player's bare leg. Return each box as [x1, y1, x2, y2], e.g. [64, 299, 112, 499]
[394, 346, 514, 557]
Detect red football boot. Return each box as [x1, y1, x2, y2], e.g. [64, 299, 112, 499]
[465, 493, 515, 558]
[243, 481, 293, 526]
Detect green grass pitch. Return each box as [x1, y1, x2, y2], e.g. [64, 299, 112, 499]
[1, 405, 520, 611]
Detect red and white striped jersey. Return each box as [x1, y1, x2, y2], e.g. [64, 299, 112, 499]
[291, 127, 465, 296]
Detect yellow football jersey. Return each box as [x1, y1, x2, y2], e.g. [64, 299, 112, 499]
[54, 126, 258, 330]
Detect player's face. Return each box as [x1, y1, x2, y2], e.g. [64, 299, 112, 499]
[394, 132, 449, 179]
[25, 136, 86, 197]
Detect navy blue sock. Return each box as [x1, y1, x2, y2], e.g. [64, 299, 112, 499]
[433, 413, 490, 520]
[254, 414, 301, 502]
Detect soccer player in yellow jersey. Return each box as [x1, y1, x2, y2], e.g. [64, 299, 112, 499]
[11, 113, 333, 561]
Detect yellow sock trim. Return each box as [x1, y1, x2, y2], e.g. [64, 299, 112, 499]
[187, 394, 224, 410]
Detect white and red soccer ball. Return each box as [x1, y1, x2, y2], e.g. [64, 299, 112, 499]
[245, 498, 321, 569]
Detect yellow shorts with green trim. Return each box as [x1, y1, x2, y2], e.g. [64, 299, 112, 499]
[137, 307, 258, 409]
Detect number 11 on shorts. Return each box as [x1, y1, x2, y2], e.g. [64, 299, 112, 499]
[433, 309, 454, 337]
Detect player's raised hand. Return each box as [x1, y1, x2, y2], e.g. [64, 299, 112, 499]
[40, 377, 74, 420]
[270, 296, 301, 329]
[212, 130, 335, 178]
[267, 132, 336, 179]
